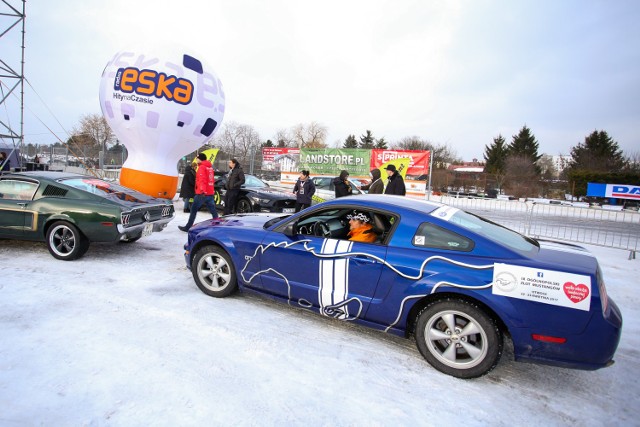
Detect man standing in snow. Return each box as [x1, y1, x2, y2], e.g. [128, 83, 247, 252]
[223, 158, 245, 215]
[179, 153, 218, 231]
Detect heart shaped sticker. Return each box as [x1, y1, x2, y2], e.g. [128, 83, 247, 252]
[563, 282, 590, 303]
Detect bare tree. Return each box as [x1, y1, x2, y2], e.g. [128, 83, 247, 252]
[75, 113, 116, 155]
[275, 128, 295, 147]
[213, 122, 261, 166]
[292, 122, 328, 148]
[504, 155, 539, 198]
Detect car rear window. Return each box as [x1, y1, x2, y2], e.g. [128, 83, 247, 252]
[61, 178, 150, 203]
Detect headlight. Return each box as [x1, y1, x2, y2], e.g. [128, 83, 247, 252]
[251, 196, 271, 204]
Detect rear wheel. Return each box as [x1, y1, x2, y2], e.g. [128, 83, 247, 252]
[415, 298, 502, 379]
[236, 198, 252, 213]
[46, 221, 90, 260]
[191, 245, 238, 297]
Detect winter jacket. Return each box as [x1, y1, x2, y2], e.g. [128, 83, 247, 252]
[333, 177, 353, 198]
[179, 165, 196, 198]
[347, 223, 377, 243]
[225, 166, 245, 190]
[384, 173, 406, 196]
[293, 178, 316, 205]
[361, 169, 384, 194]
[195, 160, 215, 196]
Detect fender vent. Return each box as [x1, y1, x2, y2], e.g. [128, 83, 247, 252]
[42, 185, 68, 197]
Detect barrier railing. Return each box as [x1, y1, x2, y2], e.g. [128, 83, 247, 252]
[432, 195, 639, 256]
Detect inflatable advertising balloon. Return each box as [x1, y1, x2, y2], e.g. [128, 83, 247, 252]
[99, 49, 225, 199]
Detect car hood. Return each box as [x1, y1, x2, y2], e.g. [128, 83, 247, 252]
[192, 213, 284, 231]
[247, 187, 295, 199]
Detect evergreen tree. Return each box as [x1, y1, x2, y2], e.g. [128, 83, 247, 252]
[507, 125, 541, 176]
[374, 137, 388, 149]
[343, 134, 358, 148]
[359, 130, 375, 149]
[483, 134, 508, 175]
[569, 130, 626, 172]
[262, 139, 274, 147]
[508, 125, 541, 163]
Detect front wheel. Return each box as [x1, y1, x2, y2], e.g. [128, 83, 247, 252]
[415, 298, 503, 379]
[191, 245, 238, 297]
[235, 198, 252, 213]
[46, 221, 90, 260]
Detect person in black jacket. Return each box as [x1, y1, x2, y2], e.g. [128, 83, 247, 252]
[223, 158, 245, 215]
[361, 168, 384, 194]
[383, 164, 406, 196]
[293, 170, 316, 212]
[333, 170, 353, 198]
[179, 162, 196, 212]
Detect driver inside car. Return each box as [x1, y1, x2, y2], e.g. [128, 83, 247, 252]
[346, 209, 378, 243]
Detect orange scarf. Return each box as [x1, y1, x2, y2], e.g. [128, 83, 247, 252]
[347, 223, 377, 243]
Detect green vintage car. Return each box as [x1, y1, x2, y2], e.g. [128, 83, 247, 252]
[0, 171, 175, 260]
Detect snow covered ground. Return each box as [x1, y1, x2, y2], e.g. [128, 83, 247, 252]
[1, 208, 638, 426]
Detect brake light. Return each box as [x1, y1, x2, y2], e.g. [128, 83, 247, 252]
[101, 222, 115, 227]
[532, 334, 566, 344]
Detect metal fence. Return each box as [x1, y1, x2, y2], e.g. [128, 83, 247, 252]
[431, 195, 640, 256]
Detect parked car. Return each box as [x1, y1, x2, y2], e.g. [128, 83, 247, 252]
[182, 195, 621, 378]
[310, 175, 364, 204]
[0, 171, 175, 260]
[214, 173, 296, 214]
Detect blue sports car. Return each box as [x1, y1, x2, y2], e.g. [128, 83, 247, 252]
[183, 195, 622, 378]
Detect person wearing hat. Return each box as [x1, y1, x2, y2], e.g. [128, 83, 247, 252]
[383, 164, 406, 196]
[179, 153, 218, 231]
[346, 210, 377, 243]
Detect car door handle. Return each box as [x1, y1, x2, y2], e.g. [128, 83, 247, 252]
[352, 256, 376, 264]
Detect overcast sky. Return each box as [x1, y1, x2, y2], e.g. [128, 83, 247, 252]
[2, 0, 639, 161]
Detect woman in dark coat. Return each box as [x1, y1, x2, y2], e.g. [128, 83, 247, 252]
[179, 163, 197, 212]
[293, 170, 316, 212]
[383, 164, 406, 196]
[333, 170, 353, 198]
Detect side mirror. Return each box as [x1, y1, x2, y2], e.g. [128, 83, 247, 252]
[283, 222, 296, 237]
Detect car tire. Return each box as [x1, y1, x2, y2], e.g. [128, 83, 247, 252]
[236, 198, 252, 213]
[192, 245, 238, 298]
[415, 298, 503, 379]
[46, 221, 90, 261]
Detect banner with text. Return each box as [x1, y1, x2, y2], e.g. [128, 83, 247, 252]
[299, 148, 371, 176]
[370, 149, 430, 177]
[261, 147, 300, 172]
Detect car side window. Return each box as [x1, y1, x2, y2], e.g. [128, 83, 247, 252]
[313, 177, 331, 189]
[413, 222, 474, 251]
[0, 180, 38, 201]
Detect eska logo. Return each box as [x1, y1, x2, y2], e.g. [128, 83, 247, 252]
[114, 67, 194, 105]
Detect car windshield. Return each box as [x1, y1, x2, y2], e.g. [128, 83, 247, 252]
[445, 209, 538, 253]
[244, 175, 268, 188]
[61, 177, 151, 203]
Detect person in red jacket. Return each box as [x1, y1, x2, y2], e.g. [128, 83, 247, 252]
[179, 153, 219, 231]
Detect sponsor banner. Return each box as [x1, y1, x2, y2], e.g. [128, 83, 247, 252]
[606, 184, 640, 200]
[299, 148, 371, 176]
[262, 147, 300, 172]
[492, 263, 591, 311]
[371, 149, 430, 177]
[587, 182, 640, 200]
[200, 148, 219, 163]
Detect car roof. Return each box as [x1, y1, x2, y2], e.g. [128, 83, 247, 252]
[1, 171, 86, 180]
[320, 194, 443, 215]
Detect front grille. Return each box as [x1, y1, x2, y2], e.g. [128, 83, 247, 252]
[274, 199, 296, 209]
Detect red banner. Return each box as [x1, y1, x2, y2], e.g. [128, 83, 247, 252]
[262, 147, 301, 172]
[370, 149, 430, 177]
